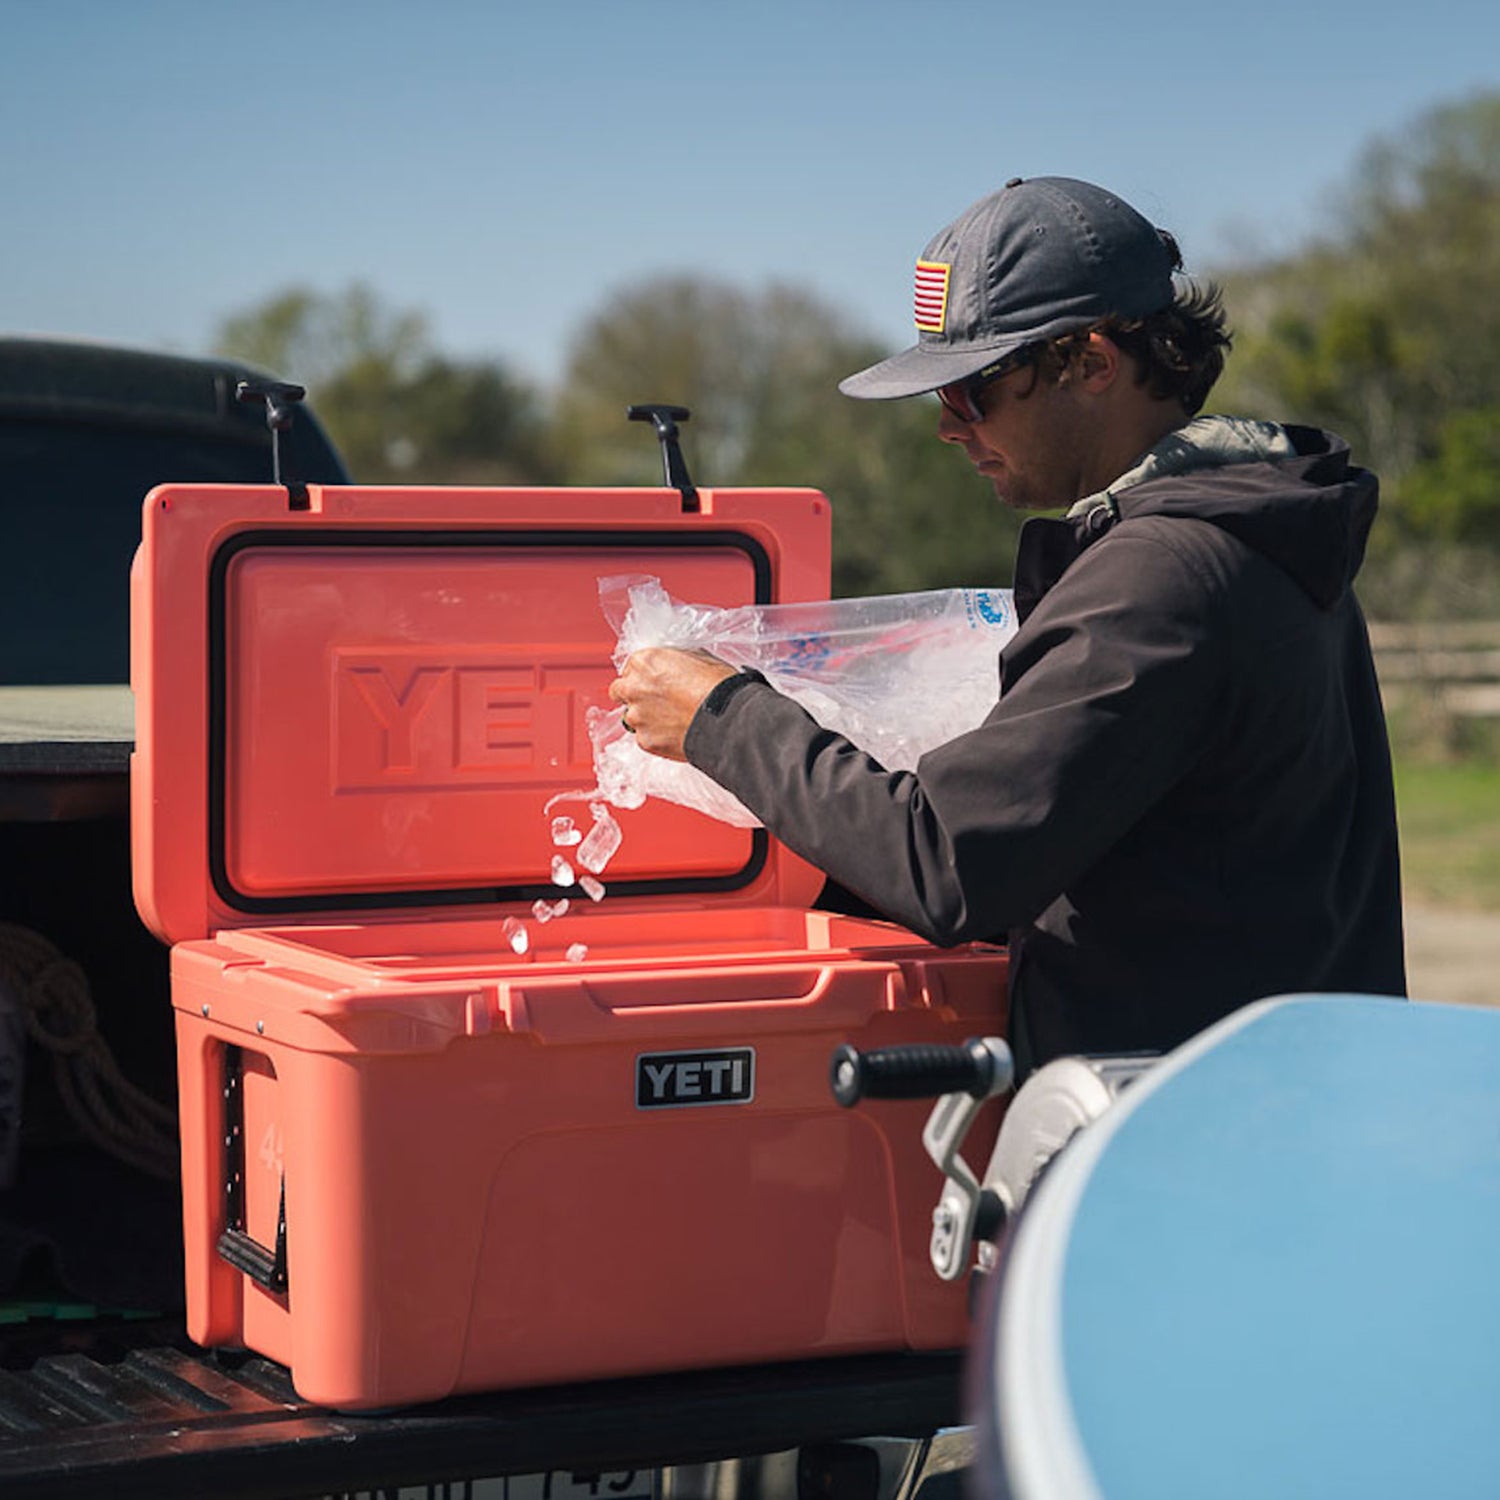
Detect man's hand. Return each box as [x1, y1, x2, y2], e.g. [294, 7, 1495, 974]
[608, 648, 737, 762]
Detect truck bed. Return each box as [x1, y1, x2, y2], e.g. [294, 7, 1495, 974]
[0, 1318, 963, 1500]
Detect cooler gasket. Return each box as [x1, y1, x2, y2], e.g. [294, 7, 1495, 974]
[205, 527, 772, 916]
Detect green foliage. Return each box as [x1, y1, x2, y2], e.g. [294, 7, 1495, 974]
[316, 353, 554, 484]
[547, 275, 758, 488]
[215, 284, 427, 392]
[1353, 538, 1500, 623]
[1401, 409, 1500, 545]
[550, 274, 1020, 595]
[1214, 90, 1500, 572]
[207, 89, 1500, 608]
[214, 275, 1016, 593]
[214, 285, 553, 483]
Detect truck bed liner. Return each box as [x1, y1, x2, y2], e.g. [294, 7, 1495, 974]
[0, 1331, 963, 1500]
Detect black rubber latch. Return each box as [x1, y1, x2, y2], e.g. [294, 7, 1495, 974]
[628, 403, 700, 512]
[236, 378, 310, 510]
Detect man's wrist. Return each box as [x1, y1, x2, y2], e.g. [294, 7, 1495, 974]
[697, 667, 769, 719]
[685, 668, 770, 768]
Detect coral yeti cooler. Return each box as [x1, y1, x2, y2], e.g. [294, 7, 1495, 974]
[130, 479, 1009, 1409]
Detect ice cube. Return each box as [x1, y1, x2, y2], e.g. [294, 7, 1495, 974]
[577, 805, 622, 874]
[502, 917, 530, 956]
[550, 855, 576, 887]
[565, 943, 589, 964]
[532, 897, 570, 923]
[578, 874, 605, 903]
[550, 815, 583, 847]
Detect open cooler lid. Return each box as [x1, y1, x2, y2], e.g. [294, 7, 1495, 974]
[132, 482, 830, 945]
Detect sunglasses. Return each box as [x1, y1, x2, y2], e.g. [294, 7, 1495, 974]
[934, 347, 1037, 423]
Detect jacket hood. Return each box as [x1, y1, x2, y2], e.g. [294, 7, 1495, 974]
[1073, 416, 1379, 609]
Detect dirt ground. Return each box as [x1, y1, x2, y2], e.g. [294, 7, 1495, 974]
[1404, 902, 1500, 1008]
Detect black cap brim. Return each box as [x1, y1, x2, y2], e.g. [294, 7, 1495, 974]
[838, 336, 1035, 401]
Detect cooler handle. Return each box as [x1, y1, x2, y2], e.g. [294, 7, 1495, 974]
[218, 1179, 288, 1294]
[216, 1044, 289, 1294]
[500, 963, 905, 1041]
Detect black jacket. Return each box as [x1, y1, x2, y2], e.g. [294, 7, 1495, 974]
[685, 422, 1406, 1072]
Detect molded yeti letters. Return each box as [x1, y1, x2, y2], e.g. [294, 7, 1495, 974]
[636, 1049, 756, 1108]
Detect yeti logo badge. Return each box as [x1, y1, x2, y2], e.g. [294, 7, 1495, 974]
[636, 1048, 756, 1109]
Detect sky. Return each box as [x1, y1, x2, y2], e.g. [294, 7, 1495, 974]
[3, 0, 1497, 390]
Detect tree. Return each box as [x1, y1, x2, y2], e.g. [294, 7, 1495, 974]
[1400, 409, 1500, 545]
[1214, 90, 1500, 577]
[551, 274, 1022, 596]
[214, 285, 553, 483]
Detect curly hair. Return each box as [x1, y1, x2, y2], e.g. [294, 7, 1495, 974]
[1022, 267, 1233, 417]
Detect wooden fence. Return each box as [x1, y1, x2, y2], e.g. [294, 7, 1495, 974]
[1368, 621, 1500, 718]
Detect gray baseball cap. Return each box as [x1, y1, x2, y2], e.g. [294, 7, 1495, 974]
[840, 177, 1179, 400]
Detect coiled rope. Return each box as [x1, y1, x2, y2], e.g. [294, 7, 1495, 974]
[0, 922, 178, 1181]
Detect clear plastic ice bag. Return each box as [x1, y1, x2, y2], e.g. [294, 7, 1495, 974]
[590, 575, 1017, 827]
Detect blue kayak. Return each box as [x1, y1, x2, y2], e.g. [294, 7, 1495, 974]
[974, 994, 1500, 1500]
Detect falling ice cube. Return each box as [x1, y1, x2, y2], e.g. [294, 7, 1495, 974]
[502, 917, 530, 956]
[532, 898, 570, 923]
[577, 805, 622, 874]
[578, 874, 605, 903]
[565, 943, 589, 964]
[551, 815, 583, 847]
[550, 855, 576, 887]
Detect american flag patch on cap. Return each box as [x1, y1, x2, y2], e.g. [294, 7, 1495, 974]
[914, 260, 951, 333]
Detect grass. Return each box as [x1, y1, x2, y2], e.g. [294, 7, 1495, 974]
[1393, 754, 1500, 910]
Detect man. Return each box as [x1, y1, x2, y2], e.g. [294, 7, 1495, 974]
[611, 176, 1405, 1075]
